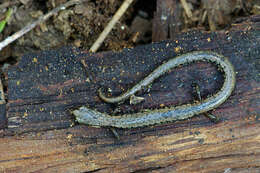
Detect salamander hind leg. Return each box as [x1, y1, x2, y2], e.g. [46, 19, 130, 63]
[192, 82, 220, 123]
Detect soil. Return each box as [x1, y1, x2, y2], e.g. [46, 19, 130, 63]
[0, 0, 259, 66]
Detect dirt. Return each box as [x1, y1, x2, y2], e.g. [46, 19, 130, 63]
[0, 0, 259, 65]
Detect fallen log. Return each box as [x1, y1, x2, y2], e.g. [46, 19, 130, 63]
[0, 15, 259, 172]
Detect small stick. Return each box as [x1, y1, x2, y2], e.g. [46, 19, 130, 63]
[0, 0, 87, 51]
[89, 0, 134, 53]
[180, 0, 193, 18]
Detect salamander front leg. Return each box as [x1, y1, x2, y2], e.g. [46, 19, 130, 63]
[130, 95, 144, 105]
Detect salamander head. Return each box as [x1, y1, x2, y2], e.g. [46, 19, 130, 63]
[72, 106, 105, 127]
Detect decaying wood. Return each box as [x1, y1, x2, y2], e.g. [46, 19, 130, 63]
[0, 15, 259, 172]
[152, 0, 183, 41]
[0, 79, 6, 129]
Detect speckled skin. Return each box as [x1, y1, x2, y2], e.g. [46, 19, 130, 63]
[73, 51, 236, 128]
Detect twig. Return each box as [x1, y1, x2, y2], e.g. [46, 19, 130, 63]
[0, 1, 19, 10]
[180, 0, 193, 18]
[0, 0, 87, 51]
[89, 0, 135, 53]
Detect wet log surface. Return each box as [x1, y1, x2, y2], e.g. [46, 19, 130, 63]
[0, 15, 259, 172]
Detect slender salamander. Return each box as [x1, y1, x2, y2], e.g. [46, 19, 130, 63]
[73, 51, 236, 128]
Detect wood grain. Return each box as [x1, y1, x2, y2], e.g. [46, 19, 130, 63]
[1, 15, 259, 172]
